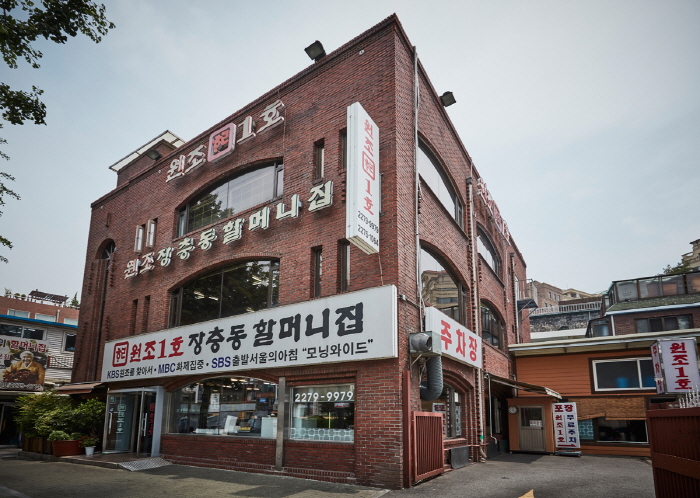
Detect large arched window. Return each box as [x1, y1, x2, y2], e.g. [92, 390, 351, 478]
[178, 162, 284, 236]
[170, 260, 279, 327]
[421, 247, 465, 324]
[481, 302, 504, 349]
[477, 227, 500, 276]
[171, 376, 278, 437]
[417, 142, 463, 226]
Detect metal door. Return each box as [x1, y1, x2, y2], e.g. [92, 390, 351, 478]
[519, 405, 546, 451]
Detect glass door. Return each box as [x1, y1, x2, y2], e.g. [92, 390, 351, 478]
[137, 391, 157, 456]
[104, 388, 160, 454]
[104, 393, 138, 452]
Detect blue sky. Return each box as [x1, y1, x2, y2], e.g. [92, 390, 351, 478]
[1, 0, 699, 299]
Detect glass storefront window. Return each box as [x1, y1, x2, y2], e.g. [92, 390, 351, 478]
[172, 377, 278, 437]
[291, 384, 355, 442]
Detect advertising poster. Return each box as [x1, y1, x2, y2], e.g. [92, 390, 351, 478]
[0, 336, 49, 391]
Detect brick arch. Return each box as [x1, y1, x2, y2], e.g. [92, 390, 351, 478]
[419, 240, 470, 294]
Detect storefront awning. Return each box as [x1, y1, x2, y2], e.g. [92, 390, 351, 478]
[486, 373, 562, 399]
[55, 382, 103, 394]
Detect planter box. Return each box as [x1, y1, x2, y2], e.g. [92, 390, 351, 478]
[22, 437, 52, 454]
[51, 440, 82, 457]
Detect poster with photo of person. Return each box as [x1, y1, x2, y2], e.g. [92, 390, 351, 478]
[0, 336, 49, 391]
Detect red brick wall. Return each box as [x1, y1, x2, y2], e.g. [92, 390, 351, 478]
[0, 295, 79, 322]
[74, 15, 527, 488]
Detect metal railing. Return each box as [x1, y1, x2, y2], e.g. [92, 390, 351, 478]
[529, 301, 601, 316]
[48, 355, 74, 369]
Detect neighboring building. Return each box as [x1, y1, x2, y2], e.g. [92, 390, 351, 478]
[69, 16, 535, 488]
[531, 281, 562, 309]
[559, 288, 600, 301]
[0, 291, 79, 445]
[506, 269, 700, 457]
[682, 239, 700, 270]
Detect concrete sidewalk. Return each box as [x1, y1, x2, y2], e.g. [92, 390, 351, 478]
[386, 453, 654, 498]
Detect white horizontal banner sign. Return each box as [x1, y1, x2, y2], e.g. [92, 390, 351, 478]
[425, 307, 482, 369]
[102, 285, 397, 382]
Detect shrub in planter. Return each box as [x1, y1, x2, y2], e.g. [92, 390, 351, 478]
[48, 430, 81, 457]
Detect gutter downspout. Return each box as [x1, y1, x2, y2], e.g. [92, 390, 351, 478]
[468, 178, 486, 461]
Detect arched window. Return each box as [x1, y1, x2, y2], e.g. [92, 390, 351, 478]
[170, 260, 279, 327]
[477, 227, 500, 276]
[421, 247, 465, 325]
[481, 302, 504, 349]
[171, 376, 278, 437]
[420, 383, 462, 438]
[178, 162, 284, 236]
[417, 142, 463, 226]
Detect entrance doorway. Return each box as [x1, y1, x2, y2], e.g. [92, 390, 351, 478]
[519, 405, 546, 451]
[103, 388, 163, 456]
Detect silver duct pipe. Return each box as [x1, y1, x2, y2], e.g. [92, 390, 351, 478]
[420, 356, 443, 401]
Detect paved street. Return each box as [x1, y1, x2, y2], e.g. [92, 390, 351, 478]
[0, 453, 654, 498]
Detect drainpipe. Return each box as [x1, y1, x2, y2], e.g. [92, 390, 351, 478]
[467, 178, 485, 460]
[414, 46, 422, 331]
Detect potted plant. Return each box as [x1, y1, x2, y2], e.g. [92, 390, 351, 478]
[78, 435, 100, 456]
[48, 430, 81, 457]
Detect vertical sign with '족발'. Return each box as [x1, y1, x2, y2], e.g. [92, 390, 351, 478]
[553, 402, 580, 449]
[346, 102, 379, 254]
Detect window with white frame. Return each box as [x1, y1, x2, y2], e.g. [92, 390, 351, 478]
[7, 309, 29, 318]
[34, 313, 56, 322]
[64, 333, 76, 352]
[0, 323, 44, 340]
[134, 224, 145, 252]
[63, 318, 78, 326]
[592, 358, 655, 391]
[146, 219, 157, 247]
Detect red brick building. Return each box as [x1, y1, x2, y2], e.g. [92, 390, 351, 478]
[72, 16, 530, 488]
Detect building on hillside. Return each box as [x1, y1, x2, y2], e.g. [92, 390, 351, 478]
[506, 269, 700, 457]
[682, 239, 700, 270]
[559, 288, 600, 301]
[0, 291, 79, 445]
[68, 16, 541, 488]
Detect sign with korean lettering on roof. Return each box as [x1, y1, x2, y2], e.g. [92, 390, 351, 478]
[652, 338, 700, 394]
[346, 102, 379, 254]
[101, 285, 397, 382]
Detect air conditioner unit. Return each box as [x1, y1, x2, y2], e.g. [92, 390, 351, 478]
[409, 332, 442, 356]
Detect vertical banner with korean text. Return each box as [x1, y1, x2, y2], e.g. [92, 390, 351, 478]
[0, 336, 49, 391]
[653, 338, 700, 393]
[553, 402, 580, 449]
[425, 307, 482, 369]
[102, 285, 397, 382]
[346, 102, 379, 254]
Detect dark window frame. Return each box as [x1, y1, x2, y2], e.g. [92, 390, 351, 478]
[420, 247, 466, 326]
[169, 260, 280, 328]
[339, 241, 350, 292]
[417, 141, 463, 228]
[314, 139, 325, 178]
[635, 314, 693, 334]
[477, 226, 501, 277]
[481, 302, 504, 350]
[177, 161, 284, 237]
[312, 246, 322, 298]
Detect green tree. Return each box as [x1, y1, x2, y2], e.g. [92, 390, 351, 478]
[0, 0, 115, 262]
[662, 260, 691, 276]
[70, 292, 79, 307]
